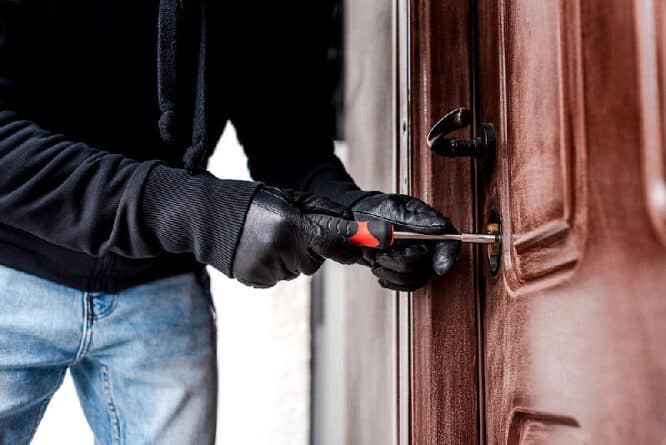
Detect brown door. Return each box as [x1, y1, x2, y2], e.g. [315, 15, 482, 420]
[476, 0, 666, 443]
[407, 0, 666, 443]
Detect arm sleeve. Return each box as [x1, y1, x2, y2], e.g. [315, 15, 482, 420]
[220, 1, 371, 208]
[0, 2, 258, 275]
[0, 110, 162, 258]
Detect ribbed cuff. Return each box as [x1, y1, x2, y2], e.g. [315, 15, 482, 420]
[141, 164, 260, 276]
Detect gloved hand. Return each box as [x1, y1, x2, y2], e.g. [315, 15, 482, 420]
[143, 166, 361, 288]
[351, 193, 461, 291]
[232, 186, 361, 288]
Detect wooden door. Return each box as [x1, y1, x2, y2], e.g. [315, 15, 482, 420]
[476, 0, 666, 443]
[405, 0, 666, 443]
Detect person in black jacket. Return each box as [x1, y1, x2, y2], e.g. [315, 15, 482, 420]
[0, 1, 460, 443]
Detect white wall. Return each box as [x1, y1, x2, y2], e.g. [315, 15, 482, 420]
[33, 125, 310, 445]
[311, 1, 399, 444]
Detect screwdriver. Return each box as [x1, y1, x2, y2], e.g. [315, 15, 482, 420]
[337, 220, 500, 249]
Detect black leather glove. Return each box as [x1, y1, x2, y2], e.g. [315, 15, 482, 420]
[351, 193, 461, 291]
[232, 186, 361, 288]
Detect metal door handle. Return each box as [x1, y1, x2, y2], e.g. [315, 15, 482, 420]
[427, 108, 496, 169]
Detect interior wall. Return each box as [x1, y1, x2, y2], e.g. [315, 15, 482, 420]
[342, 0, 397, 442]
[311, 1, 398, 444]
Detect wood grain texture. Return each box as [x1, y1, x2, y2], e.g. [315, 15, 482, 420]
[408, 0, 479, 444]
[477, 0, 666, 444]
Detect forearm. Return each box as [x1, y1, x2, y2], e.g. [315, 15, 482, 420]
[0, 111, 260, 277]
[0, 110, 160, 258]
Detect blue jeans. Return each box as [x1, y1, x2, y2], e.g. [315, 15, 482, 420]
[0, 265, 217, 445]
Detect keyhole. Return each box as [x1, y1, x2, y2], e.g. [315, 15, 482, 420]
[487, 208, 502, 276]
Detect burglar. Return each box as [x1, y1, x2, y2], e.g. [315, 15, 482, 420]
[0, 1, 460, 443]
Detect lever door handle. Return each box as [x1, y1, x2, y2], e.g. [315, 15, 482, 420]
[427, 107, 496, 170]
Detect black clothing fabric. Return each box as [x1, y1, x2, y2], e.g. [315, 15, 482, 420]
[142, 165, 259, 278]
[0, 0, 366, 292]
[232, 187, 360, 288]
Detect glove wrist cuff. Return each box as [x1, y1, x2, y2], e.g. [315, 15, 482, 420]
[142, 164, 260, 276]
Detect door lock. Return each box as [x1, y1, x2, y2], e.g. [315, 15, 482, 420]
[487, 208, 502, 275]
[427, 108, 496, 170]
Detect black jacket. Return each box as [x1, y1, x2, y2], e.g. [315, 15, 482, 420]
[0, 0, 365, 292]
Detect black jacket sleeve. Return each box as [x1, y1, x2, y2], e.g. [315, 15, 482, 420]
[0, 2, 258, 275]
[0, 110, 161, 258]
[216, 1, 371, 208]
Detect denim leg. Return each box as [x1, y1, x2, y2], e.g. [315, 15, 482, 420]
[69, 358, 122, 445]
[70, 272, 218, 445]
[0, 265, 82, 445]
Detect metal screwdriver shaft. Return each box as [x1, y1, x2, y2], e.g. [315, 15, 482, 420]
[392, 231, 498, 244]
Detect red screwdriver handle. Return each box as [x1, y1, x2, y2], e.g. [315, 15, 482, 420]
[340, 220, 394, 249]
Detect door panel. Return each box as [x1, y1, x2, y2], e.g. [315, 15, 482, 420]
[637, 0, 666, 245]
[481, 0, 587, 294]
[478, 1, 666, 444]
[501, 0, 587, 291]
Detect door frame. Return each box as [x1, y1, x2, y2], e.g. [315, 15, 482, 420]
[398, 0, 481, 444]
